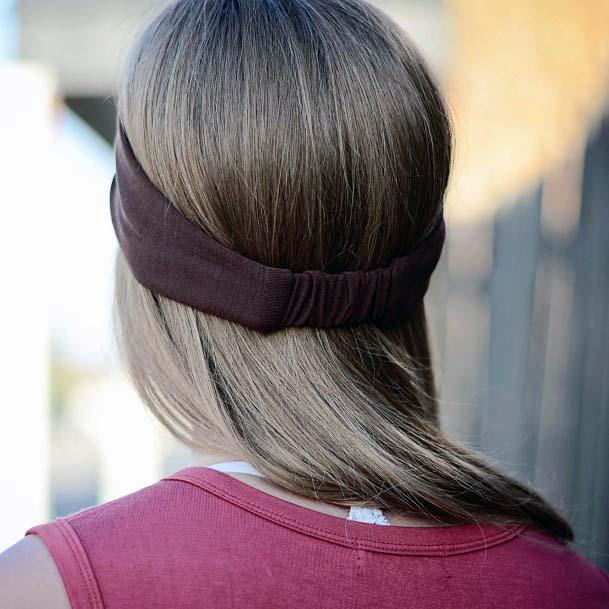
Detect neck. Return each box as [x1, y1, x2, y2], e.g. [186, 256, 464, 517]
[186, 450, 447, 528]
[188, 450, 245, 468]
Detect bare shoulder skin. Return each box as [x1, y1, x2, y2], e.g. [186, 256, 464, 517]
[0, 535, 70, 609]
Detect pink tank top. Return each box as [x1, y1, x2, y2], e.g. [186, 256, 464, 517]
[25, 465, 609, 609]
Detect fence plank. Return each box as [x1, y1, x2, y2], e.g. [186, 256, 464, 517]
[566, 114, 609, 568]
[480, 185, 542, 480]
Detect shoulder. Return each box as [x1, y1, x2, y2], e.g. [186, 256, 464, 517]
[0, 535, 71, 609]
[1, 477, 193, 609]
[498, 529, 609, 605]
[4, 475, 222, 609]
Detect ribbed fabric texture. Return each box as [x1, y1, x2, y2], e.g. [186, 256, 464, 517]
[26, 467, 609, 609]
[110, 124, 446, 333]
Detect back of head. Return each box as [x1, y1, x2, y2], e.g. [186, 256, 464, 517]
[113, 0, 572, 542]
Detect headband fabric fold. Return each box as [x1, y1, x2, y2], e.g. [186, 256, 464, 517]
[110, 124, 445, 333]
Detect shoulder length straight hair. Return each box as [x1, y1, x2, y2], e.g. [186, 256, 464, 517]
[113, 0, 573, 542]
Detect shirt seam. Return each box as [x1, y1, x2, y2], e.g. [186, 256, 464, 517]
[164, 472, 527, 556]
[26, 519, 105, 609]
[54, 519, 105, 609]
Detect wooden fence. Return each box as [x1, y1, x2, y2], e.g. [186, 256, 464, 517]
[429, 111, 609, 568]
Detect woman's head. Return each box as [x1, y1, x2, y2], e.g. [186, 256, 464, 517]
[114, 0, 572, 541]
[116, 0, 447, 460]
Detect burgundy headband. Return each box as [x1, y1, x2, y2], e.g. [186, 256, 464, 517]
[110, 124, 445, 334]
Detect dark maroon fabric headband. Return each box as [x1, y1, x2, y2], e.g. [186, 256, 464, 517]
[110, 124, 445, 334]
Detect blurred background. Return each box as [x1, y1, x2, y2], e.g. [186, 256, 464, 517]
[1, 0, 608, 568]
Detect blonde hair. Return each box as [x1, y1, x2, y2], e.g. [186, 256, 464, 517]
[113, 0, 572, 541]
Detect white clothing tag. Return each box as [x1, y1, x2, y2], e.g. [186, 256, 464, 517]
[347, 506, 390, 525]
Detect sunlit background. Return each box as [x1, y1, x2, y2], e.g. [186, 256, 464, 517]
[1, 0, 608, 568]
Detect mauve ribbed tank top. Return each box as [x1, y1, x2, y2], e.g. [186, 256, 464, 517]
[25, 465, 609, 609]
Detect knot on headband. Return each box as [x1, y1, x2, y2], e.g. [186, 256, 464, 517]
[110, 124, 445, 334]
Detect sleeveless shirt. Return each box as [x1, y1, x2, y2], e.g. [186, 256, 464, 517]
[25, 463, 609, 609]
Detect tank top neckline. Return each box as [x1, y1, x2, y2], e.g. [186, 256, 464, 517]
[163, 465, 531, 556]
[204, 459, 390, 525]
